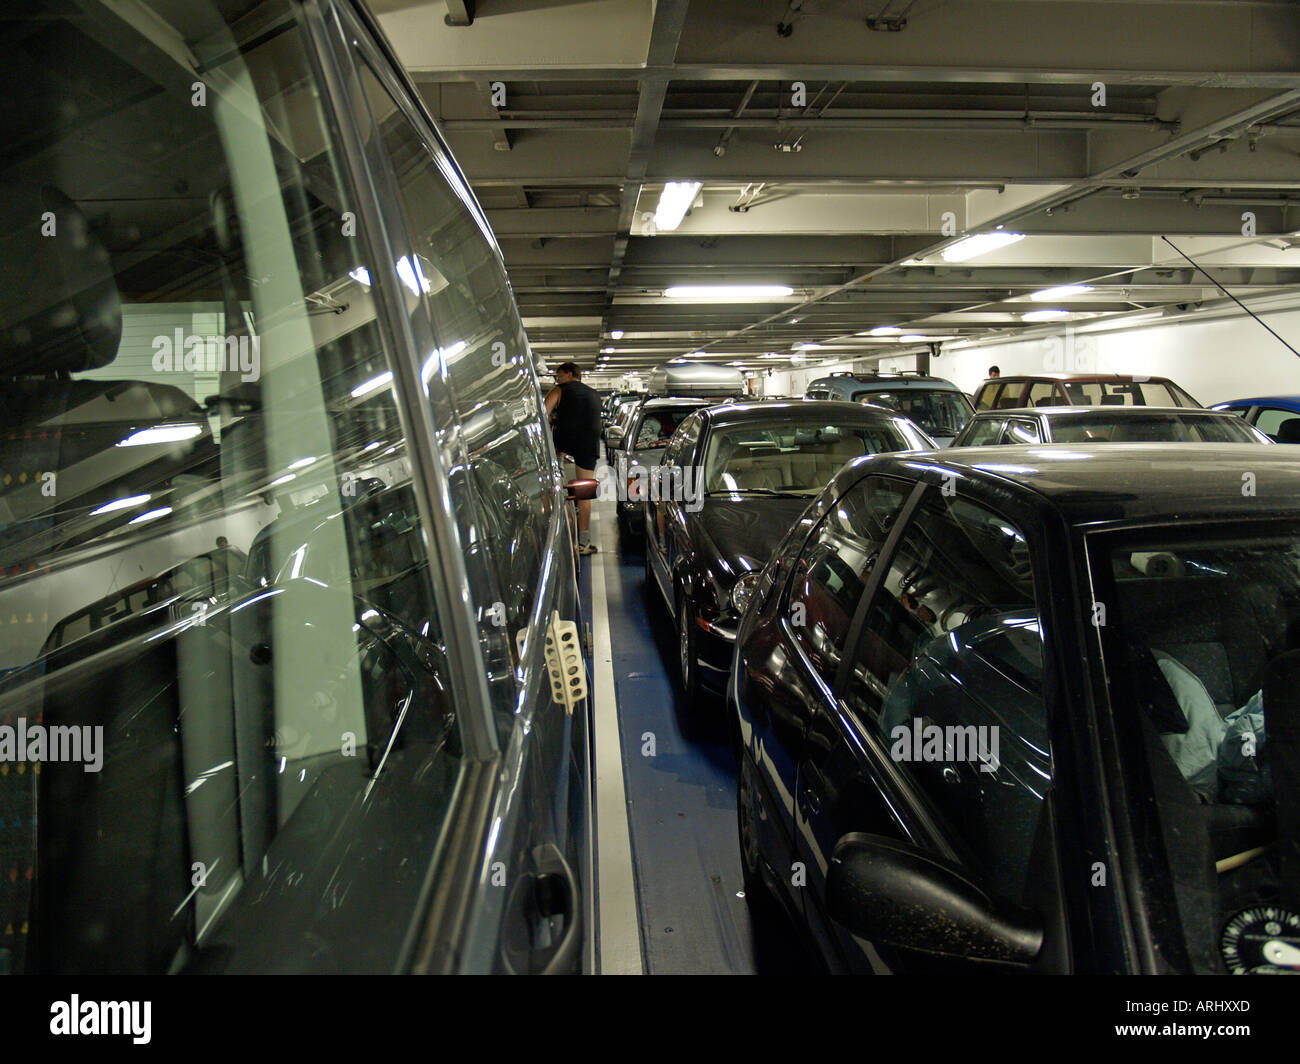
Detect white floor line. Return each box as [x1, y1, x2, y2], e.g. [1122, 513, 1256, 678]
[588, 503, 645, 975]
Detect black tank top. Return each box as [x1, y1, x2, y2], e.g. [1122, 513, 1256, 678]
[552, 380, 601, 454]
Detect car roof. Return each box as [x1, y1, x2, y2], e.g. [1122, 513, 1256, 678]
[834, 444, 1300, 527]
[1215, 396, 1300, 407]
[705, 398, 910, 426]
[974, 405, 1231, 417]
[983, 374, 1175, 383]
[811, 374, 961, 389]
[638, 396, 712, 408]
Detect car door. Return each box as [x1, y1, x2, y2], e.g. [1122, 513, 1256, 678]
[647, 413, 702, 609]
[778, 473, 916, 966]
[327, 3, 590, 973]
[1002, 417, 1043, 444]
[795, 480, 1061, 972]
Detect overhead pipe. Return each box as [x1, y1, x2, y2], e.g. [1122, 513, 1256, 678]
[714, 80, 760, 157]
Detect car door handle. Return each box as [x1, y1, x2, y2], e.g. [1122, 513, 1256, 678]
[533, 843, 582, 974]
[804, 790, 821, 816]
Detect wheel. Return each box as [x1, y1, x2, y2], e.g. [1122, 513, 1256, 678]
[676, 589, 700, 703]
[737, 749, 775, 910]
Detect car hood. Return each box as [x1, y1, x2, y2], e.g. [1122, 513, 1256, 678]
[689, 495, 812, 577]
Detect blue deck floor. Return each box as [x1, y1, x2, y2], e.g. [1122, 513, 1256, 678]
[580, 501, 816, 974]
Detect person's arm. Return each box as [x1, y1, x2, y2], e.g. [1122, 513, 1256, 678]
[544, 385, 561, 416]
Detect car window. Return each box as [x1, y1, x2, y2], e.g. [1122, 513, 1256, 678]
[0, 0, 462, 974]
[1094, 531, 1300, 973]
[665, 412, 703, 467]
[353, 63, 551, 653]
[961, 417, 1006, 447]
[852, 388, 971, 439]
[1254, 407, 1300, 439]
[634, 405, 699, 449]
[1004, 418, 1043, 444]
[1026, 382, 1056, 407]
[786, 476, 912, 689]
[702, 419, 911, 496]
[974, 383, 1001, 410]
[845, 492, 1049, 906]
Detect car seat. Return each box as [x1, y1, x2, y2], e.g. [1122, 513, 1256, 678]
[1276, 418, 1300, 444]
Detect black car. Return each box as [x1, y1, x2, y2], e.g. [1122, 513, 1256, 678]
[952, 405, 1272, 446]
[643, 400, 934, 703]
[732, 443, 1300, 974]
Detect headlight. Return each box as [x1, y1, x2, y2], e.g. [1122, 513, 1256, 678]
[730, 571, 761, 614]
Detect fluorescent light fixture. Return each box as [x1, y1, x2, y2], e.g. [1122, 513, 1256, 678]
[728, 361, 745, 367]
[691, 351, 707, 358]
[654, 181, 702, 232]
[351, 371, 393, 398]
[1022, 308, 1070, 322]
[269, 473, 296, 488]
[869, 326, 902, 336]
[288, 456, 317, 470]
[610, 329, 624, 339]
[789, 354, 806, 366]
[601, 346, 615, 353]
[794, 342, 821, 351]
[129, 506, 173, 525]
[941, 231, 1024, 262]
[670, 358, 688, 364]
[349, 266, 371, 288]
[899, 334, 927, 343]
[1031, 284, 1093, 302]
[118, 424, 203, 447]
[664, 285, 793, 301]
[90, 493, 151, 516]
[363, 441, 382, 452]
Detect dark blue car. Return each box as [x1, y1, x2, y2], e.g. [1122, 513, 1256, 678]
[1212, 396, 1300, 442]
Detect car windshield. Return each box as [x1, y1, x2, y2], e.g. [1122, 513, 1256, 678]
[702, 419, 909, 495]
[1050, 411, 1264, 443]
[853, 388, 971, 438]
[633, 405, 699, 448]
[1097, 532, 1300, 973]
[1062, 379, 1198, 407]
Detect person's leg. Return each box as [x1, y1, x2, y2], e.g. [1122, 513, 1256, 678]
[575, 464, 595, 551]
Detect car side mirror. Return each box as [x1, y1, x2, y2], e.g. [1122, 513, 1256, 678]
[606, 426, 625, 447]
[565, 478, 599, 501]
[826, 833, 1043, 966]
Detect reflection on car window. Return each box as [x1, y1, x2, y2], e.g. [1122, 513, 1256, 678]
[0, 0, 459, 974]
[787, 476, 910, 688]
[848, 493, 1049, 907]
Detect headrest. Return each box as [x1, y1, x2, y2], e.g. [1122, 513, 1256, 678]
[0, 187, 122, 376]
[1277, 417, 1300, 444]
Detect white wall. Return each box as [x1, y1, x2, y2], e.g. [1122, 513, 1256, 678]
[936, 298, 1300, 406]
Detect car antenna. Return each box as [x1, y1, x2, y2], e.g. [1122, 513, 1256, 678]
[1160, 235, 1300, 359]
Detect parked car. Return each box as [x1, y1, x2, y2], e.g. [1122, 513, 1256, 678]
[731, 443, 1300, 974]
[604, 395, 643, 446]
[643, 400, 934, 702]
[606, 397, 712, 536]
[803, 372, 974, 446]
[1212, 396, 1300, 443]
[603, 390, 642, 425]
[972, 374, 1200, 411]
[0, 0, 593, 975]
[952, 405, 1271, 446]
[646, 361, 746, 400]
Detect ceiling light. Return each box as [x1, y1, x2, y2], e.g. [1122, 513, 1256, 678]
[90, 493, 151, 516]
[1022, 309, 1070, 322]
[691, 351, 707, 357]
[654, 181, 702, 232]
[899, 334, 927, 343]
[610, 329, 624, 339]
[670, 357, 688, 364]
[941, 232, 1025, 262]
[288, 456, 317, 470]
[117, 424, 203, 447]
[664, 285, 793, 301]
[869, 326, 902, 336]
[129, 506, 173, 526]
[601, 346, 615, 353]
[269, 473, 296, 488]
[1030, 284, 1093, 302]
[794, 342, 821, 351]
[352, 370, 394, 398]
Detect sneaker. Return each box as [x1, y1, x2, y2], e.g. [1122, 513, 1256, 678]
[576, 541, 598, 555]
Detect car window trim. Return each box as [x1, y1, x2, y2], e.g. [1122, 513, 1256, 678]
[310, 1, 500, 764]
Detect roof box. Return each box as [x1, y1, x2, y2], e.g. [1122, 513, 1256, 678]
[646, 361, 745, 399]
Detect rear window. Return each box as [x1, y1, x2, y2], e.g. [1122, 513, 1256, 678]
[1062, 380, 1199, 407]
[852, 387, 972, 438]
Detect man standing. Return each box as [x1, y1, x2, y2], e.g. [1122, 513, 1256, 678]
[545, 362, 602, 555]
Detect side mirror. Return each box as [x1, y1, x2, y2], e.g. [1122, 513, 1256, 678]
[606, 426, 625, 447]
[565, 478, 599, 501]
[826, 833, 1043, 966]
